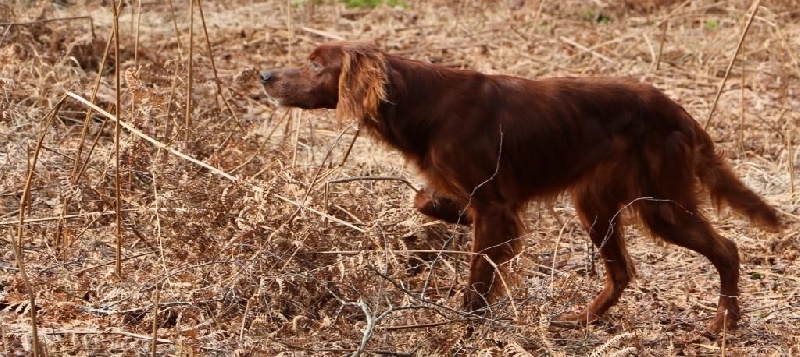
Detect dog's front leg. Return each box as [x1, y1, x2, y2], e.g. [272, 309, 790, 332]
[463, 203, 523, 316]
[413, 187, 473, 225]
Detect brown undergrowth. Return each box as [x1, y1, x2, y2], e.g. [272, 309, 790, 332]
[0, 0, 798, 355]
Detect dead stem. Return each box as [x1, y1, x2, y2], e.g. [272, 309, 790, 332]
[14, 95, 65, 357]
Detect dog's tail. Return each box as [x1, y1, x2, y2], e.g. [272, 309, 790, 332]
[695, 134, 781, 232]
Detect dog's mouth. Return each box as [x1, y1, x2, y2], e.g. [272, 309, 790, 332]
[260, 89, 283, 107]
[265, 95, 282, 107]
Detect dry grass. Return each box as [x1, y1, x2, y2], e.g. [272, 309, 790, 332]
[1, 0, 799, 355]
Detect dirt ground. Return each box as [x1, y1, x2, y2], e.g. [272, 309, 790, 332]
[0, 0, 798, 355]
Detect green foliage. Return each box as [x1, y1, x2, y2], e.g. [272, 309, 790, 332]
[340, 0, 407, 9]
[291, 0, 321, 8]
[579, 8, 612, 24]
[704, 19, 720, 29]
[595, 13, 612, 24]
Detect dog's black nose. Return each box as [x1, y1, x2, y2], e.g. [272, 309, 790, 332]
[260, 71, 275, 84]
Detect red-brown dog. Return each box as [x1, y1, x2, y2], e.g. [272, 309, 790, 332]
[261, 41, 780, 332]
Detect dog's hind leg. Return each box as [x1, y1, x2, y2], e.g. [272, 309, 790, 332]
[639, 200, 741, 332]
[553, 192, 634, 327]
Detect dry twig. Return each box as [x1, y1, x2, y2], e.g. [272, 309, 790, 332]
[65, 91, 238, 181]
[704, 0, 762, 130]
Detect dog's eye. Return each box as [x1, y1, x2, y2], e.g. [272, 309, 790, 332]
[309, 61, 323, 72]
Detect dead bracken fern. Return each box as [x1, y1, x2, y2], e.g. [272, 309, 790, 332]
[0, 0, 798, 356]
[502, 339, 534, 357]
[589, 332, 636, 357]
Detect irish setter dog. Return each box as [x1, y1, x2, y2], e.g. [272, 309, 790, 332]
[260, 41, 780, 332]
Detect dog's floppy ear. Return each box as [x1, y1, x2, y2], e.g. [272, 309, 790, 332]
[336, 43, 388, 123]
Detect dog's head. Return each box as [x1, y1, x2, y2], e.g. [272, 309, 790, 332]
[261, 41, 388, 122]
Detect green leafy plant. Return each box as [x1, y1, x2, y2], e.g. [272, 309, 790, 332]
[705, 19, 720, 29]
[579, 8, 611, 24]
[340, 0, 407, 9]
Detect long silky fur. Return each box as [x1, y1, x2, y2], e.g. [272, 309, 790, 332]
[336, 43, 388, 124]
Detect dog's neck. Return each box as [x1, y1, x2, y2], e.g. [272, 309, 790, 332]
[357, 56, 439, 163]
[356, 55, 485, 163]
